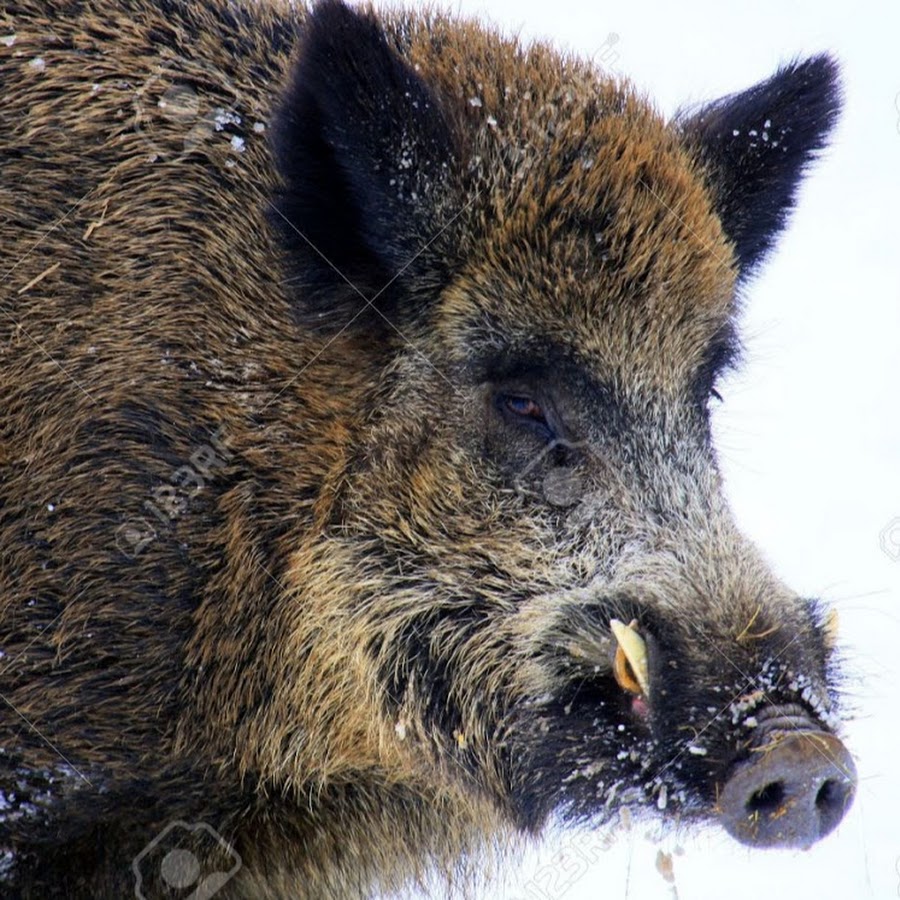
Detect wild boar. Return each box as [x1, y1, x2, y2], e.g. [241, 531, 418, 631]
[0, 0, 854, 896]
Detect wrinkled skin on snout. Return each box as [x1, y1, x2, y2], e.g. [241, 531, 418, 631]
[0, 0, 854, 895]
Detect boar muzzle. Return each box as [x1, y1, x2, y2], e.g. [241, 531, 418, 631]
[718, 705, 857, 848]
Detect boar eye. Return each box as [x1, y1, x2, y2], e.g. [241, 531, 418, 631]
[504, 395, 543, 419]
[496, 393, 554, 437]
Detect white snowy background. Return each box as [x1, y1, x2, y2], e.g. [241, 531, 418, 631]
[408, 0, 900, 898]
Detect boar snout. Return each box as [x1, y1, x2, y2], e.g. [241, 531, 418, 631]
[718, 709, 857, 849]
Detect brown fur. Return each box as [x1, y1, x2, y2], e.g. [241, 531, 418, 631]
[0, 0, 846, 897]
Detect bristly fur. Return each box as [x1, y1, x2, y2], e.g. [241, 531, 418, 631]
[0, 0, 846, 896]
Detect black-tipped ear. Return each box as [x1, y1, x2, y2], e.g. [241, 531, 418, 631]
[271, 0, 457, 331]
[678, 55, 841, 280]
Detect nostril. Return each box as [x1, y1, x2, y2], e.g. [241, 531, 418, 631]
[746, 780, 784, 815]
[813, 775, 854, 835]
[815, 779, 839, 810]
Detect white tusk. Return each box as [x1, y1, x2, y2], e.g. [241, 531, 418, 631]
[610, 618, 651, 697]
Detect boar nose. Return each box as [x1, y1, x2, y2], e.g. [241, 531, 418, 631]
[718, 729, 857, 848]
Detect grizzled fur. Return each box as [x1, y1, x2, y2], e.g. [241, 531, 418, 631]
[0, 0, 844, 897]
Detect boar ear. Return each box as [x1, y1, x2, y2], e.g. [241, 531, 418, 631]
[270, 0, 457, 332]
[678, 55, 841, 280]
